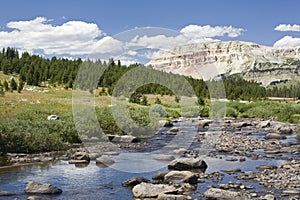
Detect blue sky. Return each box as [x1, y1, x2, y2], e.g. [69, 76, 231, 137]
[1, 0, 300, 62]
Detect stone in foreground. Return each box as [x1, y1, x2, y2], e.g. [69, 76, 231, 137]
[204, 188, 251, 200]
[168, 158, 208, 171]
[164, 171, 198, 184]
[132, 183, 177, 198]
[25, 182, 62, 194]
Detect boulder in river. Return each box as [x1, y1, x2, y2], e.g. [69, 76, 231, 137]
[132, 183, 177, 198]
[0, 191, 14, 196]
[265, 133, 286, 140]
[164, 171, 198, 184]
[168, 158, 208, 171]
[159, 120, 173, 127]
[111, 135, 139, 143]
[154, 155, 176, 161]
[122, 177, 150, 188]
[232, 121, 252, 129]
[96, 155, 115, 167]
[196, 119, 213, 128]
[25, 182, 62, 194]
[203, 188, 251, 200]
[258, 120, 271, 128]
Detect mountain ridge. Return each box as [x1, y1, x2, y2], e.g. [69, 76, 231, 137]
[148, 41, 300, 86]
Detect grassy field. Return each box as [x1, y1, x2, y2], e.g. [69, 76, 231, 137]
[0, 81, 299, 154]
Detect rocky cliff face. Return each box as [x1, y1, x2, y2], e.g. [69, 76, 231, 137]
[148, 41, 300, 86]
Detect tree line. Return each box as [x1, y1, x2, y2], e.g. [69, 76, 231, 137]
[1, 47, 299, 101]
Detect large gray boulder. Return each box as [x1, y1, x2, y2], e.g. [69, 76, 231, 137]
[204, 188, 251, 200]
[164, 171, 198, 184]
[25, 182, 62, 194]
[168, 158, 208, 171]
[96, 155, 115, 167]
[132, 183, 177, 198]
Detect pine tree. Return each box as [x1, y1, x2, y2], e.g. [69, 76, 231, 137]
[3, 80, 9, 91]
[17, 81, 24, 93]
[10, 78, 17, 90]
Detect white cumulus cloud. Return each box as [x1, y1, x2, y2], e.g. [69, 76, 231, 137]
[180, 24, 244, 39]
[0, 17, 104, 55]
[273, 36, 300, 47]
[0, 17, 246, 63]
[275, 24, 300, 32]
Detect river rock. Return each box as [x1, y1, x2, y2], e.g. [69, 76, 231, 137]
[274, 125, 293, 135]
[256, 164, 277, 171]
[196, 119, 213, 128]
[27, 196, 51, 200]
[68, 159, 89, 164]
[96, 155, 115, 166]
[0, 191, 14, 196]
[25, 182, 62, 194]
[173, 148, 188, 155]
[168, 158, 208, 171]
[73, 152, 90, 162]
[154, 155, 176, 161]
[164, 171, 198, 184]
[258, 120, 271, 128]
[261, 194, 275, 200]
[265, 133, 286, 140]
[152, 172, 168, 183]
[157, 193, 192, 200]
[111, 135, 139, 143]
[203, 188, 251, 200]
[122, 177, 150, 188]
[132, 183, 177, 198]
[282, 188, 300, 195]
[167, 127, 179, 134]
[221, 168, 242, 175]
[232, 121, 252, 129]
[159, 120, 173, 127]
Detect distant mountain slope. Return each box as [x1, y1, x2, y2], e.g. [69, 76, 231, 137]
[148, 41, 300, 86]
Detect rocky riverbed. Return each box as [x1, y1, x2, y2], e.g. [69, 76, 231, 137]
[0, 118, 299, 199]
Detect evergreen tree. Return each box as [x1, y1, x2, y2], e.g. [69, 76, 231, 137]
[141, 95, 148, 105]
[10, 78, 17, 90]
[17, 81, 24, 93]
[3, 80, 9, 91]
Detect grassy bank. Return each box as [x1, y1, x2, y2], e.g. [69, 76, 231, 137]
[0, 87, 299, 154]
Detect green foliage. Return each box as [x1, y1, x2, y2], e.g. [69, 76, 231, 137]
[10, 78, 17, 90]
[154, 97, 161, 104]
[3, 80, 9, 91]
[0, 87, 4, 96]
[17, 80, 24, 93]
[141, 95, 148, 105]
[99, 87, 107, 96]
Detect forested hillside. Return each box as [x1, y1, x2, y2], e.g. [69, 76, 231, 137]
[0, 48, 299, 101]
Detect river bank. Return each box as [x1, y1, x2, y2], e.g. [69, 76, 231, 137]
[0, 117, 299, 199]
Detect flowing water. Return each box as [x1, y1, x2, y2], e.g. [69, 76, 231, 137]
[0, 118, 299, 199]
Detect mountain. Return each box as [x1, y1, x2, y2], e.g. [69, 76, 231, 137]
[148, 41, 300, 86]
